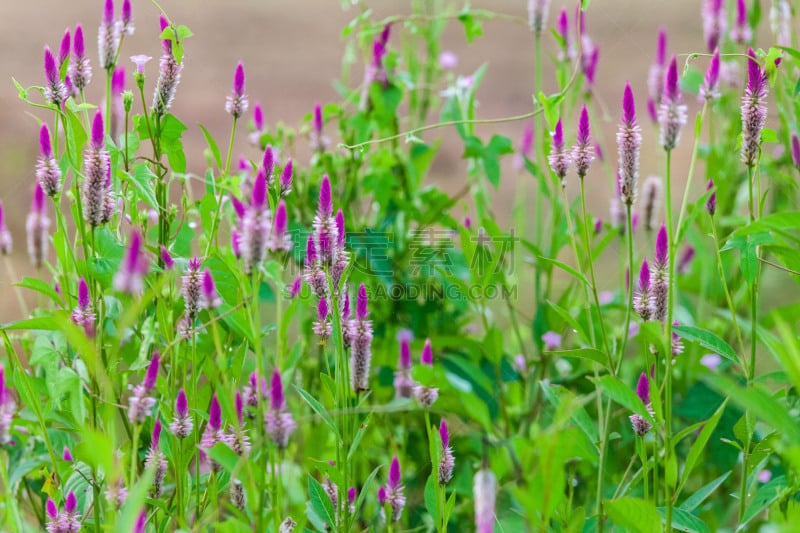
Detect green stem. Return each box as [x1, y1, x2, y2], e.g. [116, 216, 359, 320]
[675, 104, 707, 239]
[617, 204, 635, 371]
[224, 117, 238, 176]
[129, 424, 140, 486]
[710, 220, 746, 360]
[105, 69, 113, 134]
[664, 149, 675, 531]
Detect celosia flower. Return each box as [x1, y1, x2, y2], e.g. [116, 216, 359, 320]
[791, 133, 800, 170]
[702, 0, 726, 52]
[82, 112, 114, 227]
[514, 123, 534, 172]
[740, 48, 768, 167]
[280, 158, 293, 196]
[678, 246, 695, 274]
[384, 455, 405, 522]
[279, 518, 297, 532]
[672, 320, 684, 356]
[26, 184, 50, 268]
[0, 202, 11, 255]
[651, 224, 669, 322]
[201, 394, 224, 471]
[269, 200, 292, 252]
[109, 66, 126, 139]
[288, 276, 302, 299]
[226, 391, 251, 457]
[0, 366, 16, 445]
[43, 46, 67, 107]
[159, 245, 174, 270]
[170, 387, 193, 438]
[47, 491, 80, 533]
[71, 278, 96, 337]
[473, 466, 497, 533]
[303, 236, 326, 298]
[527, 0, 551, 34]
[181, 257, 202, 324]
[201, 268, 221, 310]
[262, 146, 275, 184]
[98, 0, 120, 70]
[152, 15, 183, 116]
[349, 284, 373, 392]
[730, 0, 751, 44]
[641, 176, 663, 231]
[249, 101, 264, 146]
[700, 48, 721, 102]
[634, 258, 653, 321]
[770, 0, 791, 48]
[706, 179, 717, 216]
[121, 0, 134, 36]
[556, 8, 572, 62]
[70, 24, 92, 91]
[312, 297, 331, 340]
[113, 230, 148, 294]
[310, 103, 329, 152]
[225, 61, 249, 118]
[264, 369, 296, 448]
[647, 28, 667, 109]
[62, 446, 73, 462]
[572, 105, 594, 178]
[414, 339, 439, 407]
[394, 337, 414, 399]
[629, 372, 653, 436]
[658, 56, 687, 151]
[36, 123, 61, 197]
[548, 119, 570, 183]
[128, 350, 159, 424]
[58, 29, 71, 68]
[617, 82, 641, 205]
[104, 477, 127, 509]
[240, 167, 271, 274]
[542, 331, 562, 350]
[438, 419, 455, 484]
[144, 419, 167, 496]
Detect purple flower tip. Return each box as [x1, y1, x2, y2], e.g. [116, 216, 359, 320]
[421, 338, 433, 366]
[281, 158, 293, 189]
[44, 46, 58, 84]
[377, 486, 387, 504]
[252, 168, 267, 210]
[335, 209, 346, 247]
[176, 388, 188, 417]
[159, 245, 174, 269]
[58, 29, 71, 65]
[134, 510, 146, 533]
[356, 283, 368, 321]
[791, 133, 800, 169]
[112, 66, 125, 95]
[270, 368, 285, 411]
[706, 48, 720, 87]
[289, 276, 302, 298]
[33, 183, 46, 212]
[655, 223, 668, 265]
[622, 82, 636, 125]
[439, 419, 449, 448]
[274, 200, 287, 236]
[144, 350, 159, 391]
[313, 103, 323, 133]
[39, 123, 52, 158]
[305, 235, 317, 264]
[557, 8, 568, 39]
[636, 372, 650, 404]
[235, 390, 244, 424]
[638, 258, 651, 290]
[318, 175, 332, 217]
[78, 277, 90, 308]
[103, 0, 114, 25]
[74, 24, 85, 57]
[151, 418, 162, 448]
[202, 268, 217, 298]
[380, 23, 391, 46]
[318, 297, 329, 321]
[388, 455, 401, 487]
[656, 28, 667, 65]
[46, 498, 58, 519]
[230, 195, 246, 219]
[262, 146, 274, 177]
[159, 14, 169, 32]
[122, 0, 132, 22]
[253, 102, 263, 130]
[665, 56, 679, 101]
[62, 446, 73, 462]
[578, 105, 590, 145]
[348, 487, 357, 503]
[91, 111, 104, 150]
[552, 119, 564, 149]
[400, 338, 411, 369]
[746, 47, 764, 94]
[233, 61, 245, 96]
[65, 491, 76, 513]
[208, 393, 221, 430]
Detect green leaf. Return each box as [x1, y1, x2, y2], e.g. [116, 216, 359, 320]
[740, 475, 788, 527]
[679, 472, 730, 512]
[537, 256, 589, 287]
[113, 467, 154, 533]
[123, 164, 159, 210]
[605, 497, 662, 533]
[547, 348, 606, 366]
[672, 325, 740, 366]
[457, 11, 483, 43]
[656, 507, 710, 533]
[15, 277, 61, 304]
[595, 375, 654, 423]
[424, 474, 439, 524]
[307, 475, 336, 530]
[199, 123, 222, 171]
[295, 386, 339, 437]
[206, 442, 241, 474]
[676, 399, 728, 498]
[721, 231, 774, 286]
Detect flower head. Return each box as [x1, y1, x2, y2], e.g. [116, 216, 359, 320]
[527, 0, 551, 33]
[36, 124, 61, 197]
[43, 46, 67, 106]
[201, 269, 221, 309]
[658, 56, 687, 150]
[170, 388, 193, 438]
[730, 0, 751, 44]
[647, 28, 667, 107]
[548, 119, 571, 182]
[58, 28, 71, 67]
[572, 105, 595, 178]
[384, 455, 406, 522]
[98, 0, 120, 70]
[702, 0, 727, 52]
[706, 179, 717, 216]
[26, 184, 50, 268]
[741, 48, 768, 167]
[542, 331, 562, 350]
[113, 230, 149, 294]
[226, 61, 249, 118]
[700, 48, 721, 101]
[634, 258, 653, 321]
[617, 82, 641, 205]
[349, 284, 374, 392]
[473, 467, 497, 533]
[70, 24, 92, 91]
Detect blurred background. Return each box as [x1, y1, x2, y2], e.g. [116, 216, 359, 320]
[0, 0, 767, 321]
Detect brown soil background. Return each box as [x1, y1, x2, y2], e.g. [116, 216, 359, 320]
[0, 0, 750, 321]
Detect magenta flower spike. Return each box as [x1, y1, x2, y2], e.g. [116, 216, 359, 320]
[557, 7, 568, 43]
[617, 82, 641, 206]
[655, 223, 668, 269]
[313, 103, 323, 134]
[152, 15, 183, 116]
[421, 338, 433, 366]
[44, 46, 59, 87]
[658, 56, 687, 151]
[231, 195, 246, 219]
[438, 419, 455, 484]
[572, 105, 595, 178]
[335, 209, 346, 250]
[548, 118, 571, 183]
[273, 200, 287, 239]
[380, 23, 391, 46]
[647, 28, 667, 107]
[252, 168, 267, 211]
[91, 110, 104, 150]
[176, 388, 188, 417]
[46, 498, 58, 520]
[58, 28, 71, 67]
[700, 48, 721, 101]
[706, 179, 717, 216]
[201, 268, 221, 309]
[388, 455, 401, 488]
[542, 331, 562, 351]
[121, 0, 134, 35]
[112, 66, 125, 95]
[270, 368, 285, 411]
[0, 202, 13, 255]
[356, 284, 368, 321]
[349, 283, 374, 392]
[473, 468, 497, 533]
[678, 246, 696, 274]
[702, 0, 726, 52]
[741, 47, 768, 167]
[144, 351, 159, 391]
[98, 0, 120, 70]
[74, 23, 85, 57]
[583, 47, 599, 86]
[791, 133, 800, 170]
[26, 183, 50, 268]
[280, 158, 293, 195]
[208, 394, 221, 431]
[226, 61, 249, 118]
[151, 418, 162, 449]
[70, 23, 92, 92]
[313, 297, 331, 339]
[377, 486, 387, 505]
[170, 387, 193, 438]
[318, 175, 333, 218]
[636, 372, 650, 404]
[305, 235, 318, 266]
[262, 146, 274, 179]
[289, 276, 302, 298]
[63, 446, 73, 462]
[133, 510, 146, 533]
[36, 123, 61, 197]
[399, 338, 411, 370]
[439, 419, 449, 448]
[43, 46, 67, 106]
[159, 245, 174, 269]
[731, 0, 751, 44]
[65, 492, 77, 514]
[113, 230, 149, 294]
[253, 102, 264, 131]
[71, 277, 96, 336]
[634, 258, 653, 321]
[235, 390, 244, 426]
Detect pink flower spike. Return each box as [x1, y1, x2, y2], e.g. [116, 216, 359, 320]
[46, 498, 58, 520]
[638, 258, 651, 291]
[356, 283, 369, 320]
[421, 339, 433, 366]
[655, 223, 668, 267]
[388, 455, 401, 488]
[65, 491, 77, 513]
[39, 124, 53, 158]
[78, 277, 90, 308]
[281, 158, 293, 193]
[122, 0, 132, 26]
[159, 245, 174, 269]
[91, 111, 104, 150]
[103, 0, 114, 25]
[399, 338, 411, 369]
[176, 388, 188, 417]
[439, 419, 449, 448]
[253, 102, 264, 130]
[262, 146, 274, 177]
[74, 24, 85, 57]
[201, 268, 221, 309]
[577, 105, 590, 145]
[252, 168, 267, 210]
[791, 133, 800, 169]
[144, 350, 159, 391]
[274, 200, 287, 238]
[151, 418, 162, 448]
[656, 27, 667, 66]
[235, 390, 244, 425]
[636, 372, 650, 404]
[318, 175, 332, 217]
[44, 46, 59, 85]
[58, 28, 71, 66]
[208, 393, 221, 430]
[33, 183, 46, 213]
[270, 368, 285, 411]
[313, 102, 323, 134]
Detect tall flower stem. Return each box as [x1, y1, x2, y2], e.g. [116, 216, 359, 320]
[675, 105, 708, 236]
[663, 149, 675, 530]
[617, 204, 635, 370]
[105, 69, 113, 134]
[710, 221, 746, 357]
[533, 32, 544, 313]
[225, 118, 238, 176]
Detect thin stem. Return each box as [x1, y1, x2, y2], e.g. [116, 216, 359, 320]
[105, 69, 113, 134]
[225, 117, 238, 176]
[617, 204, 635, 371]
[664, 149, 675, 531]
[675, 104, 707, 239]
[710, 219, 746, 362]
